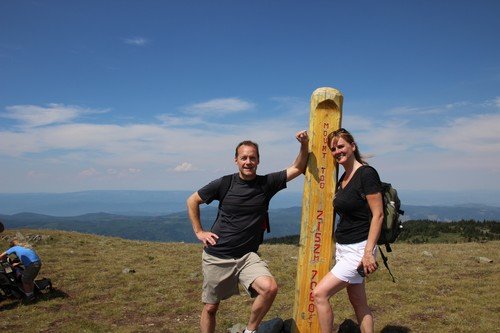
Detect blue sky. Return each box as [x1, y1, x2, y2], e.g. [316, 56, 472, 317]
[0, 0, 499, 198]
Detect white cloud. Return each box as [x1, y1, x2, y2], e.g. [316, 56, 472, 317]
[107, 168, 142, 177]
[0, 120, 236, 170]
[182, 98, 254, 116]
[337, 110, 500, 192]
[156, 114, 205, 127]
[79, 168, 99, 178]
[342, 116, 429, 155]
[270, 96, 308, 117]
[26, 170, 47, 179]
[445, 101, 469, 109]
[123, 37, 148, 46]
[1, 103, 107, 128]
[494, 97, 500, 108]
[173, 162, 196, 172]
[344, 96, 500, 156]
[341, 115, 377, 132]
[1, 96, 498, 192]
[3, 104, 79, 127]
[387, 103, 466, 116]
[107, 168, 118, 175]
[0, 99, 307, 192]
[156, 97, 257, 128]
[434, 113, 500, 153]
[127, 168, 141, 174]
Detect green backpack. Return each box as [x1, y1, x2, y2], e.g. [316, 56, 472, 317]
[347, 166, 405, 282]
[377, 181, 404, 249]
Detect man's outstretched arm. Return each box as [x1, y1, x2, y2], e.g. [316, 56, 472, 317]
[286, 130, 309, 182]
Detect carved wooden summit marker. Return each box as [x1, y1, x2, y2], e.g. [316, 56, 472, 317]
[292, 87, 343, 332]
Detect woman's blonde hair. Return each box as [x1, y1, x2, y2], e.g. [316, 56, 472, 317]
[9, 238, 31, 248]
[327, 128, 367, 165]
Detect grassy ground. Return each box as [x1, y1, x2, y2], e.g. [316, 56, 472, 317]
[1, 229, 498, 332]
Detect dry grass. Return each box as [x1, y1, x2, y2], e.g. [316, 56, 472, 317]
[1, 229, 498, 332]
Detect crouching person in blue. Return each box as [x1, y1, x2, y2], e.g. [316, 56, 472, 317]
[0, 238, 42, 301]
[187, 130, 309, 333]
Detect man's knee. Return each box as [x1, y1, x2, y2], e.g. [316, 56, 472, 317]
[252, 276, 278, 297]
[267, 279, 278, 297]
[203, 303, 219, 316]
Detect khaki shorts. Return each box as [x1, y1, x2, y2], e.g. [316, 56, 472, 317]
[201, 251, 272, 304]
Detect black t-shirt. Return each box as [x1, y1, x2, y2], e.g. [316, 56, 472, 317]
[198, 170, 287, 258]
[334, 165, 381, 244]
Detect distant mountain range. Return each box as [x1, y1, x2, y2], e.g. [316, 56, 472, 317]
[0, 190, 196, 216]
[1, 204, 499, 243]
[1, 189, 499, 243]
[0, 189, 498, 216]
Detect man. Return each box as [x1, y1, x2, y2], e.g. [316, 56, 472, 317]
[187, 130, 309, 333]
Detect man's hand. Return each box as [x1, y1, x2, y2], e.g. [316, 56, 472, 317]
[295, 130, 309, 144]
[196, 230, 219, 247]
[286, 130, 310, 181]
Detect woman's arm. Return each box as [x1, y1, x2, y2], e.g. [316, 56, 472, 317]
[362, 192, 384, 275]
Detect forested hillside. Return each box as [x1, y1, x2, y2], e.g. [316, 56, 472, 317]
[267, 220, 500, 245]
[398, 220, 500, 243]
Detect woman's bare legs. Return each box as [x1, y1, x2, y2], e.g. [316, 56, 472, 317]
[347, 283, 373, 333]
[313, 272, 349, 333]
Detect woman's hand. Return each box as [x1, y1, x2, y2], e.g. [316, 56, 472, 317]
[361, 252, 378, 276]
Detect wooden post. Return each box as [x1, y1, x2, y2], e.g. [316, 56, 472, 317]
[292, 87, 343, 332]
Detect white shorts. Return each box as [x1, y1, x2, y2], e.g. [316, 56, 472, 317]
[331, 240, 377, 284]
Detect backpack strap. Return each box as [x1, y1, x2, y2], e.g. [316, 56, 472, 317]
[263, 195, 271, 233]
[378, 245, 396, 283]
[209, 174, 234, 231]
[217, 174, 234, 208]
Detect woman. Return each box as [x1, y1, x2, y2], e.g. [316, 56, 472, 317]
[0, 238, 42, 302]
[313, 128, 383, 333]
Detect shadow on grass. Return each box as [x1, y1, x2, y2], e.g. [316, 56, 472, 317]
[380, 325, 411, 333]
[38, 287, 69, 301]
[0, 287, 69, 311]
[335, 319, 411, 333]
[0, 299, 20, 311]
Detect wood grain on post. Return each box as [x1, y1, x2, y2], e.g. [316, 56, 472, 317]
[292, 87, 343, 332]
